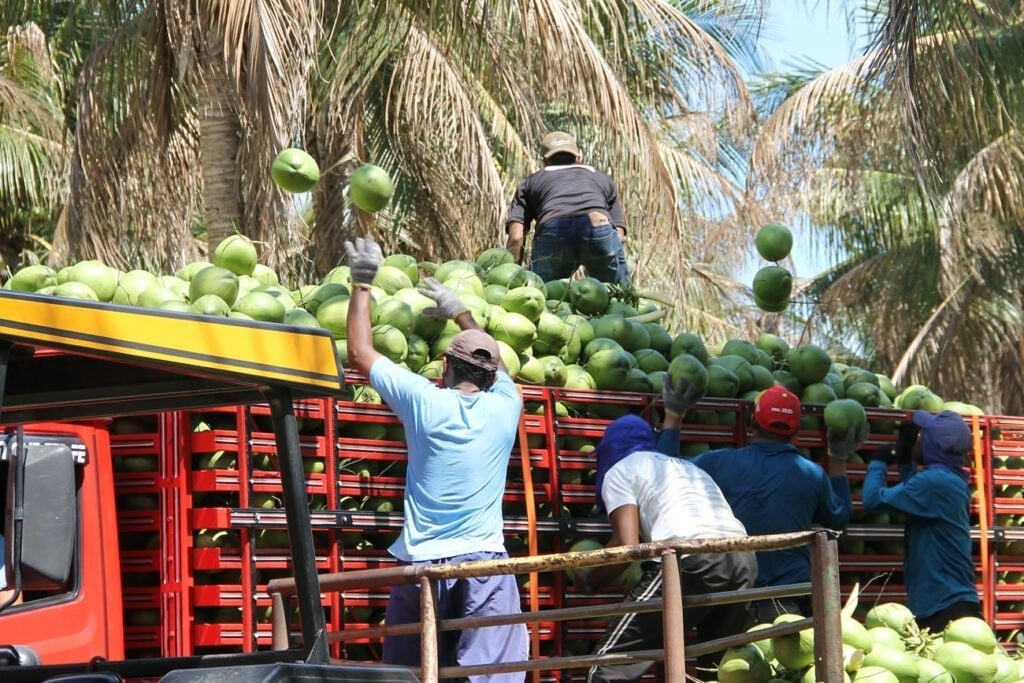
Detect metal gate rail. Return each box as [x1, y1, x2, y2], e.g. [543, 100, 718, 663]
[268, 529, 843, 682]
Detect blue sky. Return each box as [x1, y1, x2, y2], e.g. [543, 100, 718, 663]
[763, 2, 865, 69]
[747, 3, 870, 280]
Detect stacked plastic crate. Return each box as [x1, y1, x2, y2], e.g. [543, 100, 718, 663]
[186, 404, 250, 654]
[106, 384, 1024, 667]
[987, 415, 1024, 637]
[332, 382, 405, 661]
[249, 398, 339, 648]
[838, 409, 911, 618]
[547, 388, 651, 680]
[514, 384, 568, 670]
[186, 398, 341, 655]
[110, 411, 190, 658]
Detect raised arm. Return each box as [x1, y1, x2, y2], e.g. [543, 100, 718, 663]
[344, 235, 384, 377]
[418, 277, 506, 372]
[656, 377, 704, 457]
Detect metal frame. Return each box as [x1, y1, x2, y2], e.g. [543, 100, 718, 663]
[268, 529, 844, 681]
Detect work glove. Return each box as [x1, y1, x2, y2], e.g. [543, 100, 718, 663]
[418, 277, 468, 320]
[894, 421, 921, 464]
[869, 445, 895, 466]
[827, 422, 869, 459]
[343, 235, 383, 286]
[662, 377, 704, 417]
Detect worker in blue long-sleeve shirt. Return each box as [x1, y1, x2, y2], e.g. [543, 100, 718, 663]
[662, 382, 865, 623]
[861, 410, 982, 633]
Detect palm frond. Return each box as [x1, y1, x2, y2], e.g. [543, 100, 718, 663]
[61, 1, 201, 272]
[199, 0, 319, 277]
[306, 0, 764, 341]
[0, 21, 67, 267]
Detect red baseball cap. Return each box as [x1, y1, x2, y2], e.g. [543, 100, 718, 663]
[754, 385, 801, 436]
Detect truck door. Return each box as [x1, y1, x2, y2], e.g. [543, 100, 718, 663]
[0, 424, 125, 664]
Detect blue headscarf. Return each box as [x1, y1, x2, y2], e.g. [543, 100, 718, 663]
[593, 414, 656, 515]
[914, 410, 971, 482]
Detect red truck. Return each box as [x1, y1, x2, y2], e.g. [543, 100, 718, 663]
[0, 289, 422, 682]
[1, 287, 1021, 681]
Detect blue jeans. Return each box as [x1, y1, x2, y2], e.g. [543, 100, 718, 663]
[530, 216, 630, 285]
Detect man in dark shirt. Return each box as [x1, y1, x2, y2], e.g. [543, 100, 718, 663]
[680, 385, 863, 622]
[505, 131, 630, 285]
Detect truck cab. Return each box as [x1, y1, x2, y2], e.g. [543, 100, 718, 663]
[1, 422, 124, 665]
[0, 289, 346, 679]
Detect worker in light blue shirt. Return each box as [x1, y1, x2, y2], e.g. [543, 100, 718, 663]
[345, 235, 527, 682]
[862, 410, 982, 633]
[369, 348, 520, 562]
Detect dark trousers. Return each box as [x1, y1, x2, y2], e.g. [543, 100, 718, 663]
[586, 551, 757, 683]
[916, 600, 983, 634]
[530, 217, 630, 285]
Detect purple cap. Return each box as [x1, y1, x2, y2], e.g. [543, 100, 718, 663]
[913, 409, 972, 455]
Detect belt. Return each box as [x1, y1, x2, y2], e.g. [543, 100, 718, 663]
[541, 212, 612, 229]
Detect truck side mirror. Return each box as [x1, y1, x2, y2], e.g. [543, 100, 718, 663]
[5, 439, 77, 590]
[0, 644, 41, 666]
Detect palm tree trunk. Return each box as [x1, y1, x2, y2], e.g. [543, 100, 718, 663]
[197, 58, 242, 250]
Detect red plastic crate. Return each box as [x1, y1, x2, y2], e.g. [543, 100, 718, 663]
[192, 584, 246, 608]
[250, 397, 332, 422]
[191, 470, 245, 493]
[249, 431, 328, 457]
[192, 623, 271, 647]
[190, 429, 245, 454]
[192, 546, 244, 571]
[337, 473, 406, 502]
[108, 391, 1019, 664]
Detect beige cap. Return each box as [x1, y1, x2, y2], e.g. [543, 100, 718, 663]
[540, 131, 580, 159]
[445, 329, 500, 372]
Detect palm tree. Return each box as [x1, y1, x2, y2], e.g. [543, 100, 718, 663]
[43, 0, 769, 341]
[56, 0, 317, 276]
[747, 0, 1024, 414]
[0, 20, 67, 272]
[309, 1, 773, 340]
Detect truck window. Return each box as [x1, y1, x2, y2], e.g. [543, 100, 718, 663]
[1, 433, 80, 608]
[0, 455, 13, 606]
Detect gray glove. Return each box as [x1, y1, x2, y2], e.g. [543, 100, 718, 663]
[417, 277, 468, 319]
[827, 422, 870, 458]
[662, 377, 704, 417]
[343, 235, 383, 286]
